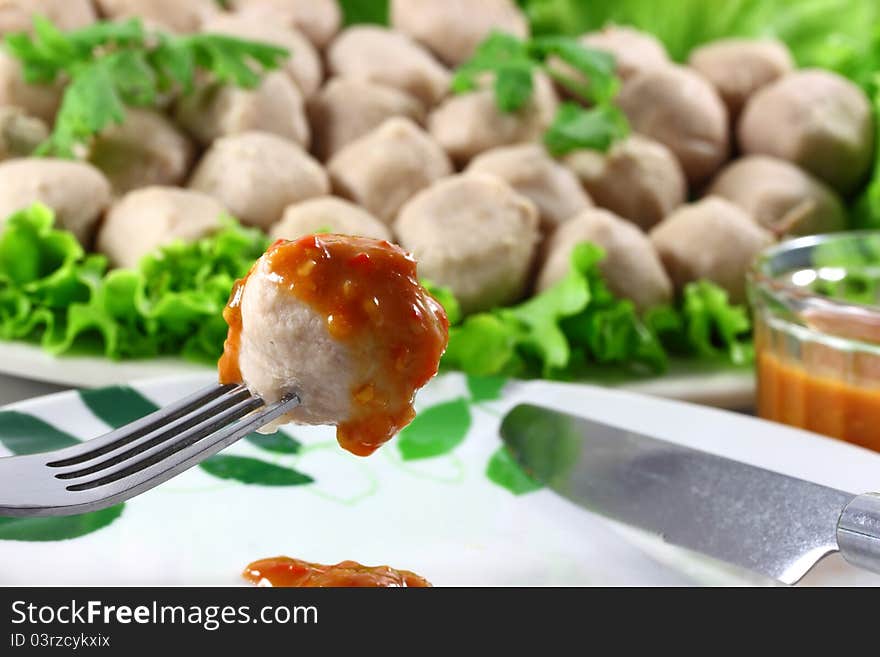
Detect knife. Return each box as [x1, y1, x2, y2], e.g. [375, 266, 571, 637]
[500, 404, 880, 584]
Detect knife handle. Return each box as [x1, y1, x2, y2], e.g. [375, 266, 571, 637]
[837, 493, 880, 575]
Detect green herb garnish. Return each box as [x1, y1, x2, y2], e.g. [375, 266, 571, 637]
[451, 31, 629, 155]
[4, 16, 289, 157]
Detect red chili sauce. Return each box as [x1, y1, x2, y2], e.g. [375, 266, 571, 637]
[218, 235, 449, 456]
[244, 556, 431, 588]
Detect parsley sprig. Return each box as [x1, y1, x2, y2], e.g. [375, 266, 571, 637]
[452, 31, 629, 155]
[4, 16, 289, 157]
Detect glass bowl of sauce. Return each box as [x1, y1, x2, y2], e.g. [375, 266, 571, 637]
[748, 231, 880, 452]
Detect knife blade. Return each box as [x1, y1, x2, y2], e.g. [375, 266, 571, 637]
[500, 403, 880, 584]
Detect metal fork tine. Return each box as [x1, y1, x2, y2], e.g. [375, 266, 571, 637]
[63, 393, 267, 490]
[0, 385, 300, 517]
[61, 394, 300, 510]
[51, 385, 254, 478]
[46, 383, 236, 467]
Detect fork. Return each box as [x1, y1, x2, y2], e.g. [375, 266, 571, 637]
[0, 383, 300, 517]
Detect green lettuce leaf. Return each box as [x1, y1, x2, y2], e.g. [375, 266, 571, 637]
[0, 204, 268, 363]
[440, 242, 751, 379]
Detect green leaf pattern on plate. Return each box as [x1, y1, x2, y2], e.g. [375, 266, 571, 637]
[486, 446, 542, 495]
[397, 397, 472, 461]
[199, 455, 314, 486]
[79, 385, 309, 482]
[0, 505, 124, 542]
[0, 407, 124, 542]
[80, 385, 158, 427]
[466, 375, 507, 403]
[0, 374, 533, 542]
[0, 410, 79, 454]
[245, 432, 302, 454]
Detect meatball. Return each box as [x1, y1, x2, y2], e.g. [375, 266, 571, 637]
[189, 131, 328, 229]
[0, 106, 47, 161]
[175, 72, 310, 148]
[0, 52, 62, 124]
[308, 78, 425, 161]
[737, 69, 874, 194]
[201, 12, 322, 98]
[429, 72, 558, 165]
[581, 25, 670, 80]
[563, 134, 686, 231]
[88, 109, 195, 195]
[390, 0, 528, 66]
[327, 117, 452, 223]
[229, 0, 340, 48]
[617, 65, 729, 185]
[0, 0, 96, 34]
[394, 173, 540, 314]
[536, 208, 672, 311]
[466, 143, 592, 231]
[326, 26, 450, 109]
[270, 197, 392, 242]
[94, 0, 217, 33]
[219, 234, 449, 456]
[688, 38, 794, 119]
[708, 156, 845, 236]
[0, 158, 110, 245]
[96, 187, 226, 269]
[650, 197, 774, 302]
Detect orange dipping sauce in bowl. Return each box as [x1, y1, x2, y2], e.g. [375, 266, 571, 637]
[749, 232, 880, 451]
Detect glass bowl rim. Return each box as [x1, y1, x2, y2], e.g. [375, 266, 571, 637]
[748, 229, 880, 316]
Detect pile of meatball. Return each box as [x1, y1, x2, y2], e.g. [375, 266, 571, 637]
[0, 0, 873, 318]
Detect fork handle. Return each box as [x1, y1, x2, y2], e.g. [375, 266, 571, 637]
[837, 492, 880, 575]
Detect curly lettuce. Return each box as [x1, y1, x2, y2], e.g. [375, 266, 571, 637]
[441, 242, 752, 379]
[0, 203, 268, 363]
[0, 204, 751, 379]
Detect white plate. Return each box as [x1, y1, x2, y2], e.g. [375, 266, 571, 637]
[0, 372, 876, 586]
[0, 340, 756, 409]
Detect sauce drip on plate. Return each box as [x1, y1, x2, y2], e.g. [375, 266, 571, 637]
[244, 556, 431, 588]
[219, 234, 449, 456]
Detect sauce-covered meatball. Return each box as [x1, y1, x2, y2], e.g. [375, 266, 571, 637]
[0, 106, 47, 162]
[708, 155, 845, 236]
[688, 38, 793, 119]
[270, 197, 392, 242]
[737, 69, 874, 194]
[308, 78, 425, 161]
[189, 131, 328, 229]
[581, 25, 670, 80]
[0, 158, 110, 245]
[230, 0, 341, 48]
[466, 143, 592, 231]
[563, 134, 686, 231]
[97, 187, 226, 269]
[617, 65, 729, 185]
[94, 0, 217, 33]
[390, 0, 528, 66]
[245, 556, 431, 588]
[327, 26, 449, 109]
[395, 173, 540, 314]
[88, 109, 195, 195]
[429, 72, 558, 166]
[536, 207, 672, 312]
[175, 72, 310, 149]
[218, 234, 449, 456]
[0, 0, 96, 34]
[650, 197, 774, 303]
[201, 12, 322, 98]
[327, 117, 452, 223]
